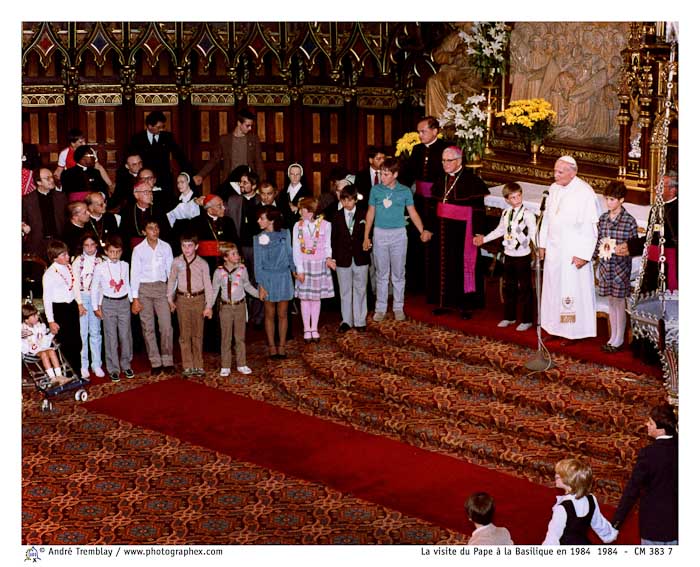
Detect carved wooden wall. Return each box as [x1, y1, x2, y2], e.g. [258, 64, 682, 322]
[22, 22, 444, 195]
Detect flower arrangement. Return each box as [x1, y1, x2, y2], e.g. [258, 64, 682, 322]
[497, 98, 557, 146]
[394, 131, 421, 158]
[458, 22, 509, 82]
[394, 131, 444, 158]
[438, 92, 488, 163]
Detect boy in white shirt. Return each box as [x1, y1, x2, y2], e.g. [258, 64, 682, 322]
[474, 182, 537, 331]
[92, 235, 134, 382]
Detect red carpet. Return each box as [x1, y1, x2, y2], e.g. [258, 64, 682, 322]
[403, 290, 662, 378]
[85, 378, 639, 544]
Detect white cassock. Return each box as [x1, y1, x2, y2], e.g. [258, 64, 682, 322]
[539, 176, 600, 339]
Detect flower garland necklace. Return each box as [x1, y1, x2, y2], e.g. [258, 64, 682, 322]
[53, 263, 75, 291]
[78, 253, 101, 291]
[297, 217, 323, 255]
[106, 260, 125, 293]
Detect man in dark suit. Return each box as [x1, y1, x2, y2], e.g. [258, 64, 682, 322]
[127, 110, 193, 205]
[612, 404, 678, 544]
[353, 147, 386, 202]
[22, 168, 68, 260]
[193, 107, 265, 187]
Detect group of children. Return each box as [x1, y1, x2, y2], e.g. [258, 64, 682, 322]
[465, 457, 618, 545]
[23, 163, 637, 385]
[23, 228, 266, 383]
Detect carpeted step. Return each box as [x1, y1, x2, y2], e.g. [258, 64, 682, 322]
[298, 341, 644, 468]
[266, 355, 631, 502]
[369, 319, 667, 407]
[332, 329, 661, 440]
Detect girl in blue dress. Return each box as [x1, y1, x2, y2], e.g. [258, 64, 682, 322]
[254, 205, 295, 359]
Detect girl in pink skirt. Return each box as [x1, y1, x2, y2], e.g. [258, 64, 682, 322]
[293, 197, 336, 342]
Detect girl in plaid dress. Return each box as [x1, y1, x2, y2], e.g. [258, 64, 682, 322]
[293, 197, 336, 343]
[594, 181, 638, 352]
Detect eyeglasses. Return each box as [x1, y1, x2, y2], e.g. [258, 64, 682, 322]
[134, 189, 154, 194]
[441, 158, 460, 162]
[139, 175, 155, 181]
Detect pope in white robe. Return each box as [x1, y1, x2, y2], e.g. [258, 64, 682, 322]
[538, 157, 600, 340]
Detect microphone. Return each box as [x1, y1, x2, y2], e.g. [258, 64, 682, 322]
[539, 189, 549, 213]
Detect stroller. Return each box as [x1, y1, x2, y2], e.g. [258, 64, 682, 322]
[22, 339, 90, 412]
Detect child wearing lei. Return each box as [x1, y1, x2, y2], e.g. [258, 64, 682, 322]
[292, 197, 336, 342]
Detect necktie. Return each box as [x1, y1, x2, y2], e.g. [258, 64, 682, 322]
[346, 211, 354, 231]
[373, 171, 379, 185]
[226, 267, 234, 300]
[185, 257, 194, 294]
[154, 134, 159, 144]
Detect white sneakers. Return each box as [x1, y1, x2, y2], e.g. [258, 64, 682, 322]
[222, 366, 253, 376]
[497, 320, 532, 331]
[393, 310, 406, 321]
[373, 312, 386, 322]
[80, 367, 90, 379]
[92, 367, 105, 378]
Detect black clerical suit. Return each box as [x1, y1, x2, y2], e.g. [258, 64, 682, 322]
[429, 167, 489, 315]
[22, 189, 67, 260]
[60, 164, 109, 198]
[402, 138, 450, 296]
[85, 213, 120, 252]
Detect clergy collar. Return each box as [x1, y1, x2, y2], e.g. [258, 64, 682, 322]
[424, 138, 438, 148]
[207, 213, 220, 222]
[136, 204, 149, 212]
[449, 166, 463, 177]
[90, 214, 102, 222]
[665, 196, 678, 205]
[77, 163, 88, 171]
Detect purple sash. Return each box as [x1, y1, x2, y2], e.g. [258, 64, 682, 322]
[437, 202, 476, 293]
[415, 180, 434, 198]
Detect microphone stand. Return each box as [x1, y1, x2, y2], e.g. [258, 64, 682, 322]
[525, 191, 555, 372]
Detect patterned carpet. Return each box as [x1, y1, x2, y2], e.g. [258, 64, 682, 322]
[22, 315, 666, 545]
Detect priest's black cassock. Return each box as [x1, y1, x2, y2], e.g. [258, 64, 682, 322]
[429, 167, 489, 315]
[402, 138, 450, 300]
